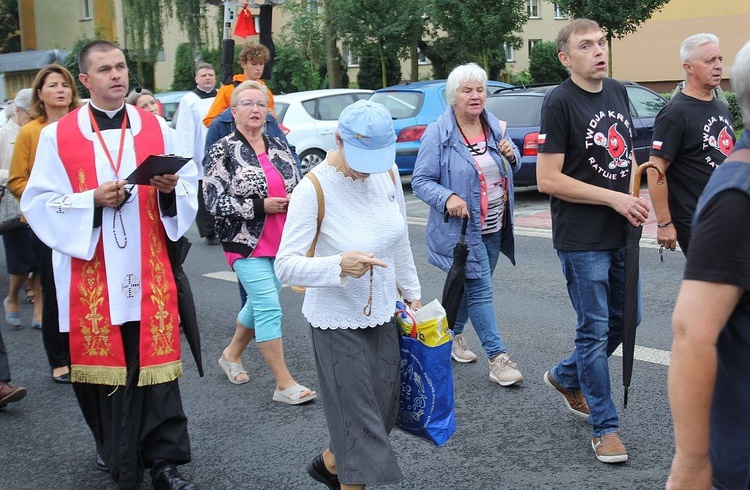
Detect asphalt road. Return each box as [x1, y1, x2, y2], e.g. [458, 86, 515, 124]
[0, 186, 684, 489]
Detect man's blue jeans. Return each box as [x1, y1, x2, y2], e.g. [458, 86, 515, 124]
[453, 230, 507, 359]
[551, 248, 638, 437]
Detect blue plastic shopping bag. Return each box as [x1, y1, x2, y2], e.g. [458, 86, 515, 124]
[395, 302, 456, 446]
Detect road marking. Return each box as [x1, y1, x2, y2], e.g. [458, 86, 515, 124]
[406, 218, 662, 249]
[611, 344, 671, 366]
[203, 270, 238, 283]
[204, 270, 299, 288]
[204, 213, 669, 365]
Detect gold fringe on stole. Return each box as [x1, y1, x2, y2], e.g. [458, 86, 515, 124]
[71, 365, 127, 386]
[137, 360, 183, 387]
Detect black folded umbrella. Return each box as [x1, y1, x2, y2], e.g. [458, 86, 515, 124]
[166, 236, 203, 377]
[442, 216, 469, 331]
[622, 162, 664, 407]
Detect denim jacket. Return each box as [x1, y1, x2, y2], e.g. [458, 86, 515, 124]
[411, 106, 520, 278]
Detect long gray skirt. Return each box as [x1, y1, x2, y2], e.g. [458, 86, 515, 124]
[310, 319, 403, 486]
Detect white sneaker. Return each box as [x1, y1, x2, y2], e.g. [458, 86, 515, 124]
[489, 353, 523, 386]
[451, 334, 478, 363]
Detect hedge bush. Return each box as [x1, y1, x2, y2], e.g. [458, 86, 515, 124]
[356, 44, 401, 90]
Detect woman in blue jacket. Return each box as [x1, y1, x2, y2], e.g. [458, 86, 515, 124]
[412, 63, 523, 387]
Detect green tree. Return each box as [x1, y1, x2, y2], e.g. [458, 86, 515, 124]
[172, 43, 196, 91]
[554, 0, 671, 76]
[0, 0, 20, 54]
[509, 69, 533, 86]
[122, 0, 219, 82]
[332, 0, 426, 87]
[421, 37, 506, 80]
[357, 44, 401, 89]
[277, 0, 351, 89]
[421, 37, 471, 79]
[428, 0, 527, 75]
[280, 1, 327, 77]
[529, 41, 569, 83]
[267, 40, 326, 93]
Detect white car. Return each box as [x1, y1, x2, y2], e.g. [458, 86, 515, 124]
[274, 88, 372, 173]
[154, 90, 189, 123]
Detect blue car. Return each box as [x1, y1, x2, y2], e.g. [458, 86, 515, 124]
[369, 79, 513, 175]
[485, 81, 668, 187]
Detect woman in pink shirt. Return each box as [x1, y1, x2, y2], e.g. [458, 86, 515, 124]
[203, 80, 316, 405]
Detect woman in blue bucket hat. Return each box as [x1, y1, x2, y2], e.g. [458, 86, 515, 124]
[276, 100, 422, 489]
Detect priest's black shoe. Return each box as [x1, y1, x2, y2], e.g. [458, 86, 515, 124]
[306, 453, 340, 489]
[151, 464, 197, 490]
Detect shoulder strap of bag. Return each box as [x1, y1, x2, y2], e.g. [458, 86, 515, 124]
[290, 172, 325, 293]
[305, 172, 324, 258]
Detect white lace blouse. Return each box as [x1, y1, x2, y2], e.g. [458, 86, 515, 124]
[275, 158, 421, 329]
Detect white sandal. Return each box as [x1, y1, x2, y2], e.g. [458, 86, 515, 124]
[218, 355, 249, 385]
[272, 384, 317, 405]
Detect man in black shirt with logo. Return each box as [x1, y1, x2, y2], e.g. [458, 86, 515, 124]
[648, 33, 735, 255]
[537, 19, 650, 465]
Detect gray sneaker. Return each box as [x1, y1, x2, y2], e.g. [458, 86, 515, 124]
[451, 334, 478, 363]
[489, 353, 523, 386]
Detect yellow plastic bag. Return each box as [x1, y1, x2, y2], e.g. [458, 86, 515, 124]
[395, 299, 451, 348]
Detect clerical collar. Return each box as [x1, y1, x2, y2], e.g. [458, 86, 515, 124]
[89, 102, 128, 130]
[89, 101, 125, 119]
[193, 87, 217, 99]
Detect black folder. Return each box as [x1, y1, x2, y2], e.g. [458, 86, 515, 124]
[126, 154, 191, 185]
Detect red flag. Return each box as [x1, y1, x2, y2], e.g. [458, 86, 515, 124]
[233, 2, 258, 39]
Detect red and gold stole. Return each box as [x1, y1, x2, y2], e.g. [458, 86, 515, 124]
[57, 106, 182, 387]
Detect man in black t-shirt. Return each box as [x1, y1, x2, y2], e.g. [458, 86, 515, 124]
[667, 40, 750, 490]
[648, 33, 735, 255]
[537, 19, 650, 465]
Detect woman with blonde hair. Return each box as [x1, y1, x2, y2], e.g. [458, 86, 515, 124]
[8, 63, 79, 383]
[203, 80, 316, 404]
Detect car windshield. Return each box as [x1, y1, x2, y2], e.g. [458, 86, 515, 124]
[485, 96, 543, 127]
[275, 102, 289, 122]
[626, 86, 666, 118]
[369, 91, 424, 119]
[301, 94, 361, 121]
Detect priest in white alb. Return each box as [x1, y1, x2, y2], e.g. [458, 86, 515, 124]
[20, 40, 199, 490]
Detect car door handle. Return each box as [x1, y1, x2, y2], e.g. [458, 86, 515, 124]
[320, 130, 334, 136]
